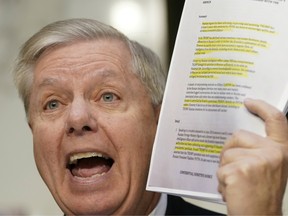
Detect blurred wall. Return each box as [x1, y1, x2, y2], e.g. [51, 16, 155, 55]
[0, 0, 167, 214]
[1, 0, 286, 215]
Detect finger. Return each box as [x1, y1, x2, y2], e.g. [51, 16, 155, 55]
[244, 98, 288, 142]
[221, 130, 265, 155]
[217, 156, 263, 194]
[217, 161, 244, 200]
[220, 144, 286, 174]
[220, 147, 255, 166]
[217, 181, 226, 202]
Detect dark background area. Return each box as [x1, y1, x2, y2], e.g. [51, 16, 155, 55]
[166, 0, 185, 62]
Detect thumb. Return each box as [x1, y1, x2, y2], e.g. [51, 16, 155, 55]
[244, 98, 288, 143]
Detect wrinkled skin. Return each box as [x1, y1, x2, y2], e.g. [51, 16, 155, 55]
[218, 99, 288, 215]
[28, 39, 161, 215]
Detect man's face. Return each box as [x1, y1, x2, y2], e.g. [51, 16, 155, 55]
[28, 39, 160, 215]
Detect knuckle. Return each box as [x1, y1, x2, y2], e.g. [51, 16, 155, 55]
[217, 165, 239, 186]
[216, 169, 222, 180]
[220, 149, 229, 161]
[237, 161, 255, 175]
[227, 130, 247, 147]
[230, 130, 243, 143]
[253, 149, 284, 173]
[268, 109, 287, 124]
[254, 155, 269, 171]
[274, 147, 285, 163]
[217, 167, 229, 183]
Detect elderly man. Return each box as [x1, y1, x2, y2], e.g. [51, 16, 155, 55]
[13, 18, 288, 215]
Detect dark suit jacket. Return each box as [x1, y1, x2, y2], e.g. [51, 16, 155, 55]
[165, 195, 224, 215]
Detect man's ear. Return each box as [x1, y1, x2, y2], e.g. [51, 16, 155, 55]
[28, 122, 32, 129]
[154, 104, 162, 124]
[28, 119, 33, 131]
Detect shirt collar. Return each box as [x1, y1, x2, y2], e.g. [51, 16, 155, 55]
[149, 193, 167, 216]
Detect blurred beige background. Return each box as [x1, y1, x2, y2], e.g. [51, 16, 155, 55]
[0, 0, 167, 214]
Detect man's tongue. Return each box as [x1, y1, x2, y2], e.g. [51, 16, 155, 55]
[71, 157, 111, 178]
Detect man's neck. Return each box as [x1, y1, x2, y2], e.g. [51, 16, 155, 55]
[149, 193, 167, 216]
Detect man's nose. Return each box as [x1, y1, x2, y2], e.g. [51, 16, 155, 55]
[65, 99, 98, 136]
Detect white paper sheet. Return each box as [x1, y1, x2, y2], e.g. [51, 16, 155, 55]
[147, 0, 288, 202]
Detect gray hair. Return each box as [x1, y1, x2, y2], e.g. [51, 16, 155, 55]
[13, 18, 167, 118]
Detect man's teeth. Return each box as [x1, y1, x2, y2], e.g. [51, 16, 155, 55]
[69, 152, 109, 165]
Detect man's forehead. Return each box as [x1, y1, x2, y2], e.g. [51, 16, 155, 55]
[40, 39, 130, 59]
[36, 69, 127, 86]
[40, 39, 130, 64]
[33, 39, 134, 81]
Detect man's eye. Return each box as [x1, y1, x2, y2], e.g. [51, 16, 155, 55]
[102, 92, 117, 102]
[45, 100, 60, 110]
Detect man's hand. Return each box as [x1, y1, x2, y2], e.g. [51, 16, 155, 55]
[217, 99, 288, 215]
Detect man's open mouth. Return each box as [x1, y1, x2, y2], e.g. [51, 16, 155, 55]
[67, 152, 114, 178]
